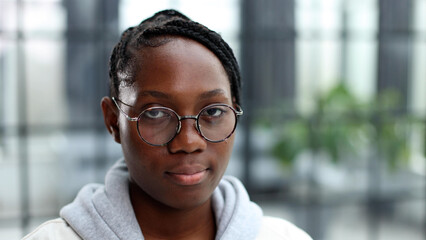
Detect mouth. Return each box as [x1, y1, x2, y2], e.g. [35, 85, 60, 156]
[165, 168, 210, 186]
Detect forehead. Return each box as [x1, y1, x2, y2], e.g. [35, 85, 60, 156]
[120, 37, 231, 101]
[138, 37, 227, 80]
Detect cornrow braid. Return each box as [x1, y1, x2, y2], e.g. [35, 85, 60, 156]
[109, 27, 138, 97]
[108, 9, 242, 105]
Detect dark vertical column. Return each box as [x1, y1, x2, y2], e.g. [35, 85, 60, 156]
[16, 0, 30, 235]
[65, 0, 117, 125]
[240, 0, 295, 188]
[370, 1, 414, 239]
[65, 0, 98, 126]
[242, 0, 296, 110]
[0, 43, 4, 146]
[240, 0, 255, 193]
[377, 0, 413, 112]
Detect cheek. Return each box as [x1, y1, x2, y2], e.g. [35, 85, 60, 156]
[119, 120, 149, 171]
[119, 116, 141, 147]
[123, 140, 167, 191]
[119, 119, 169, 171]
[213, 135, 235, 172]
[223, 134, 236, 154]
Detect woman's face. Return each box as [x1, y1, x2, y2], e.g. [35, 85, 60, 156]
[117, 37, 235, 210]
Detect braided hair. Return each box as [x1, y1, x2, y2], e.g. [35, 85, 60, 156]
[109, 9, 242, 105]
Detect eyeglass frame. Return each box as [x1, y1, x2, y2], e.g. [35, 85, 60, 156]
[111, 97, 243, 146]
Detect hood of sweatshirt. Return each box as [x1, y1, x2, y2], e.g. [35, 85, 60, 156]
[60, 159, 263, 240]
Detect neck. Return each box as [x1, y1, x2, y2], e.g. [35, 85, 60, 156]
[129, 182, 216, 240]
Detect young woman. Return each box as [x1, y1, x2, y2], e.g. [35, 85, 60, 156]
[24, 10, 312, 240]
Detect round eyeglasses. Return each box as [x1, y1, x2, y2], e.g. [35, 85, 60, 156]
[112, 97, 243, 146]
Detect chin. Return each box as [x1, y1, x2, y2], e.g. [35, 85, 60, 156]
[161, 183, 215, 210]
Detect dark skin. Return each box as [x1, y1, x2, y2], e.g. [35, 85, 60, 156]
[101, 37, 236, 240]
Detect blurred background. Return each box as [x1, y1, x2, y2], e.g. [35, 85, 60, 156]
[0, 0, 425, 239]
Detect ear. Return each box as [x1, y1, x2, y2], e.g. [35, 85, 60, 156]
[101, 97, 121, 143]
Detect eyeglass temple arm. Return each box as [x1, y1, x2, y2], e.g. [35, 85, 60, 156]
[111, 97, 139, 121]
[235, 105, 243, 116]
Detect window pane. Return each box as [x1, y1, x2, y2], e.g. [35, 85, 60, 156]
[22, 2, 65, 34]
[413, 0, 426, 32]
[0, 135, 20, 222]
[24, 40, 66, 126]
[0, 40, 18, 126]
[0, 2, 18, 33]
[346, 40, 377, 100]
[347, 0, 379, 32]
[27, 130, 121, 217]
[119, 0, 170, 32]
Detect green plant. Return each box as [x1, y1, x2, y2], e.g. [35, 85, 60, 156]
[270, 83, 417, 170]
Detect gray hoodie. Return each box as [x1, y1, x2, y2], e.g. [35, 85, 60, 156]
[60, 159, 263, 240]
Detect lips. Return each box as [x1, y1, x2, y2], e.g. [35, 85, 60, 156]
[165, 167, 209, 186]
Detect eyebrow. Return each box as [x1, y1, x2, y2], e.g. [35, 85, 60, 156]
[138, 89, 227, 100]
[138, 90, 170, 99]
[198, 89, 227, 100]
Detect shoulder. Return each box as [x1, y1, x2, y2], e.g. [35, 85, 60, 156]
[256, 216, 312, 240]
[22, 218, 81, 240]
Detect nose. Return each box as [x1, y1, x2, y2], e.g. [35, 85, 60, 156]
[167, 118, 207, 154]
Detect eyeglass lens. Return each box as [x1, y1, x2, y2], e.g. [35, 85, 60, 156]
[137, 105, 237, 146]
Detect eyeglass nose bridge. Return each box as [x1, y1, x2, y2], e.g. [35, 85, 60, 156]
[175, 115, 201, 135]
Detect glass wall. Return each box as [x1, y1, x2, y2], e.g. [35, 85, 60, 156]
[240, 0, 425, 239]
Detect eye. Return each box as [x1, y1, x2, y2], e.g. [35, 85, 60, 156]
[201, 106, 227, 118]
[143, 109, 168, 119]
[206, 108, 222, 117]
